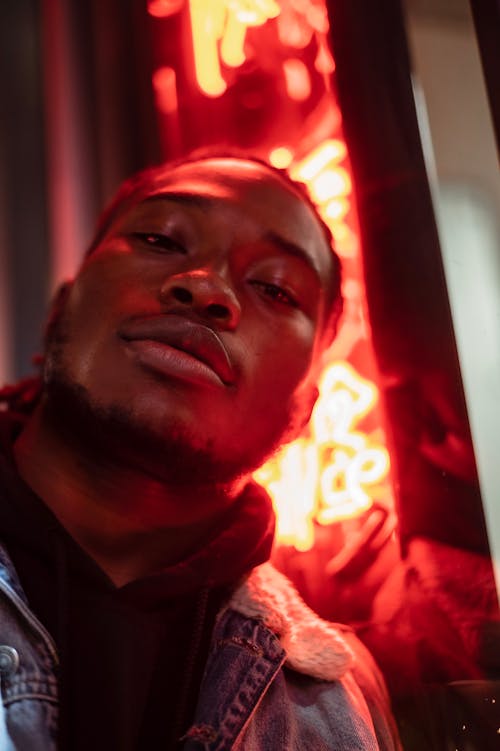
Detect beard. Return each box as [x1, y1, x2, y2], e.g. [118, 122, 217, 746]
[43, 376, 299, 487]
[42, 320, 306, 489]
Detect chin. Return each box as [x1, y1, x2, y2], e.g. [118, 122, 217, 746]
[43, 335, 303, 487]
[43, 376, 275, 488]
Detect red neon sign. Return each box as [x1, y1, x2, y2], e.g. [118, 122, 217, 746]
[254, 362, 390, 550]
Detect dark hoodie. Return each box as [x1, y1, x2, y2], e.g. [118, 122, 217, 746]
[0, 410, 275, 750]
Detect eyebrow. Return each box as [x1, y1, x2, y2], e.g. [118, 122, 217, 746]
[144, 190, 321, 277]
[261, 230, 321, 278]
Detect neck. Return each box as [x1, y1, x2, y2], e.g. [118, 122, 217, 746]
[13, 398, 245, 587]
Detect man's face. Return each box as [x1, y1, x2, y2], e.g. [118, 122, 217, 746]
[45, 159, 336, 483]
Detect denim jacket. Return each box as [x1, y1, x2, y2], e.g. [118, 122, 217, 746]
[0, 545, 400, 750]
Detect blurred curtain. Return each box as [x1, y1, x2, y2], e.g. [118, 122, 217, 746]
[0, 0, 49, 380]
[0, 0, 159, 378]
[41, 0, 159, 286]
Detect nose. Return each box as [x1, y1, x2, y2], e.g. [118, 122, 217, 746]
[159, 270, 241, 330]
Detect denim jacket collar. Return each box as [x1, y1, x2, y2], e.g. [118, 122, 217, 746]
[182, 564, 367, 750]
[227, 562, 354, 680]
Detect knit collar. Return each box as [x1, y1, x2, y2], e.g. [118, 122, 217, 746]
[229, 562, 354, 680]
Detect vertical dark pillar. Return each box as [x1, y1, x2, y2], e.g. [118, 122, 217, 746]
[469, 0, 500, 160]
[0, 0, 50, 378]
[325, 0, 489, 553]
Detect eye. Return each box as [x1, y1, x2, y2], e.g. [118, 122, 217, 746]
[131, 232, 186, 254]
[249, 281, 299, 308]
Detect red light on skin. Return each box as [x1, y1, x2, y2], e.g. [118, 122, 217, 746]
[283, 58, 311, 101]
[152, 67, 178, 114]
[269, 147, 294, 169]
[148, 0, 184, 17]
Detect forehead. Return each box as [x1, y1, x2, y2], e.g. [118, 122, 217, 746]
[113, 159, 334, 285]
[145, 158, 310, 211]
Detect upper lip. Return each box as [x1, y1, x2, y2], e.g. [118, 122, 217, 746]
[119, 315, 236, 385]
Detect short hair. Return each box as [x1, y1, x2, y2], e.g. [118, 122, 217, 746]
[86, 148, 343, 341]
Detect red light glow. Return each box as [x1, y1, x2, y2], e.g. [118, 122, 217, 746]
[292, 140, 347, 179]
[323, 197, 349, 221]
[188, 0, 227, 97]
[152, 66, 178, 114]
[309, 167, 351, 201]
[230, 0, 280, 24]
[150, 0, 394, 550]
[291, 141, 358, 258]
[314, 34, 335, 74]
[327, 223, 359, 258]
[278, 13, 312, 48]
[254, 362, 390, 551]
[188, 0, 280, 97]
[220, 14, 247, 67]
[255, 130, 376, 542]
[148, 0, 184, 18]
[277, 0, 330, 48]
[269, 146, 294, 168]
[283, 58, 312, 101]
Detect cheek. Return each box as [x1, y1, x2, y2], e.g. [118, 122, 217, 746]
[237, 317, 317, 416]
[65, 291, 113, 359]
[52, 273, 130, 386]
[64, 254, 151, 340]
[253, 318, 316, 383]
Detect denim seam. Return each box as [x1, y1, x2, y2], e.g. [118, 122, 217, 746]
[3, 693, 58, 707]
[0, 579, 58, 666]
[232, 652, 286, 748]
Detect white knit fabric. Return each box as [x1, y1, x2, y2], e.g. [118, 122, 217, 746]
[229, 562, 354, 680]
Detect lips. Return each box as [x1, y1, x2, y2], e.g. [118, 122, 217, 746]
[119, 315, 236, 386]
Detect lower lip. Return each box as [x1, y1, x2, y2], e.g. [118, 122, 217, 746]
[123, 339, 226, 388]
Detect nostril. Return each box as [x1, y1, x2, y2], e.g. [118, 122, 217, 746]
[172, 286, 193, 304]
[206, 303, 230, 320]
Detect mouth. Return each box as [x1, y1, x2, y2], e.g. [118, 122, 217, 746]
[118, 315, 236, 387]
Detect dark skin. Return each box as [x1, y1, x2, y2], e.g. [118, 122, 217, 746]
[13, 159, 336, 586]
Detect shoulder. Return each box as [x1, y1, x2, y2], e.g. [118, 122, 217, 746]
[227, 562, 402, 751]
[228, 561, 353, 680]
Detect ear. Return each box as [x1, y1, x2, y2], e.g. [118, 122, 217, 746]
[43, 281, 73, 347]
